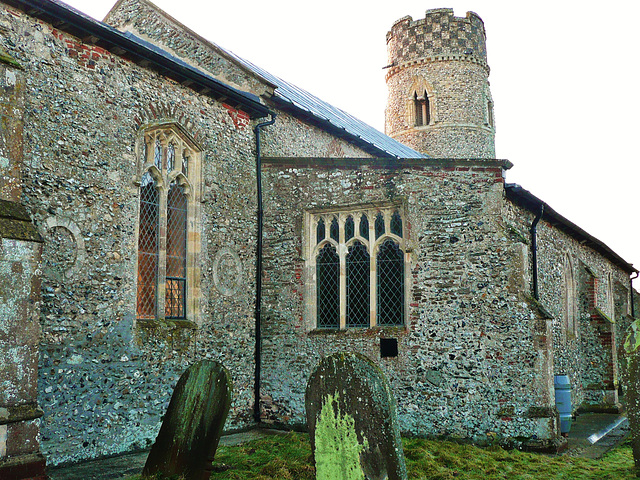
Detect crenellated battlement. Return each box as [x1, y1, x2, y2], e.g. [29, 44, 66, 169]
[385, 8, 494, 159]
[387, 8, 487, 68]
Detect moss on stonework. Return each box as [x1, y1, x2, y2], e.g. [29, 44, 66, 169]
[0, 47, 21, 69]
[314, 392, 367, 480]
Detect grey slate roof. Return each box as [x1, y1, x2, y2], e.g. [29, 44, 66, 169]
[505, 184, 637, 274]
[8, 0, 271, 117]
[13, 0, 425, 159]
[225, 52, 427, 159]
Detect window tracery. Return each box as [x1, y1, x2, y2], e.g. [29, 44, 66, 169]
[307, 204, 408, 329]
[135, 125, 201, 322]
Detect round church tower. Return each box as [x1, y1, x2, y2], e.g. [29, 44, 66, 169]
[385, 9, 495, 158]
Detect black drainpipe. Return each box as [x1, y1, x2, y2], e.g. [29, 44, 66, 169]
[253, 113, 277, 424]
[530, 204, 544, 300]
[631, 271, 639, 318]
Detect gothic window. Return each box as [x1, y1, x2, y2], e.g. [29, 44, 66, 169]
[413, 90, 430, 126]
[308, 205, 407, 329]
[136, 125, 201, 322]
[562, 254, 577, 338]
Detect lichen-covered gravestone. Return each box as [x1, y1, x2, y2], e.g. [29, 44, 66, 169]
[305, 352, 407, 480]
[621, 320, 640, 476]
[143, 360, 232, 480]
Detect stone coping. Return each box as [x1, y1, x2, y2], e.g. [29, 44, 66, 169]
[262, 157, 512, 170]
[0, 199, 42, 242]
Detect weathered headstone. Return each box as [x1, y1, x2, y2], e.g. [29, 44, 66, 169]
[143, 360, 232, 480]
[621, 320, 640, 476]
[305, 352, 407, 480]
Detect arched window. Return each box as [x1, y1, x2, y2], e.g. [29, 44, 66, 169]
[562, 254, 577, 338]
[346, 241, 370, 328]
[309, 205, 407, 329]
[377, 239, 405, 326]
[316, 243, 339, 329]
[413, 90, 430, 126]
[136, 125, 200, 322]
[137, 172, 159, 320]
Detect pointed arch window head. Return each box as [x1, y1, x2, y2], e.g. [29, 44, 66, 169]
[136, 125, 201, 322]
[308, 204, 407, 330]
[345, 216, 355, 242]
[330, 217, 339, 242]
[562, 254, 577, 338]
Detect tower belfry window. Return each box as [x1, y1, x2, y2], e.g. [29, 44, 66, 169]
[414, 90, 430, 126]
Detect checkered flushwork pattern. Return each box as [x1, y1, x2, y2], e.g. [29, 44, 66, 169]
[389, 10, 487, 65]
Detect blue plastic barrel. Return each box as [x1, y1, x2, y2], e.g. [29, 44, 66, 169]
[554, 375, 572, 434]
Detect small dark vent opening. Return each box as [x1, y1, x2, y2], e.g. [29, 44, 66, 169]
[380, 338, 398, 358]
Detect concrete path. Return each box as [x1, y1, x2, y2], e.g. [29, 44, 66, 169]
[563, 412, 630, 459]
[47, 415, 631, 480]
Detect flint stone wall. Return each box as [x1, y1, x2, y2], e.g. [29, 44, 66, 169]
[503, 200, 632, 413]
[260, 158, 557, 447]
[0, 1, 374, 465]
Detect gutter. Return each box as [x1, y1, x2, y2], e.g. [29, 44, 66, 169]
[253, 113, 277, 423]
[8, 0, 270, 118]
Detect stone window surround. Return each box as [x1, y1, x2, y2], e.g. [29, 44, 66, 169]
[303, 201, 411, 331]
[562, 253, 577, 340]
[133, 122, 203, 327]
[406, 79, 435, 128]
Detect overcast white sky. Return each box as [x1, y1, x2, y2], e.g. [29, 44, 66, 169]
[63, 0, 640, 289]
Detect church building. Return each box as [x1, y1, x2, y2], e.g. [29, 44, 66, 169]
[0, 0, 637, 476]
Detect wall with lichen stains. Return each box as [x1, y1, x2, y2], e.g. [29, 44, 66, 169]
[0, 0, 374, 466]
[259, 158, 559, 449]
[503, 199, 632, 414]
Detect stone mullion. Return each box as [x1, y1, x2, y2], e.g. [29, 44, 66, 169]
[156, 144, 168, 319]
[186, 150, 200, 325]
[339, 216, 346, 330]
[369, 211, 377, 328]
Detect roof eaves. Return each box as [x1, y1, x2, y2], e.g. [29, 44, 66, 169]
[505, 183, 637, 274]
[7, 0, 272, 119]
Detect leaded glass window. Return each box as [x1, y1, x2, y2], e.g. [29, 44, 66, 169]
[136, 172, 159, 320]
[308, 204, 407, 329]
[377, 239, 405, 326]
[136, 125, 200, 322]
[316, 244, 339, 329]
[166, 182, 187, 318]
[346, 241, 370, 327]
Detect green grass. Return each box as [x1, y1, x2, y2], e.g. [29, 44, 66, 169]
[132, 432, 637, 479]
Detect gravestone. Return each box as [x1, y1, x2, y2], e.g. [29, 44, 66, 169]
[305, 352, 407, 480]
[143, 360, 232, 480]
[621, 320, 640, 476]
